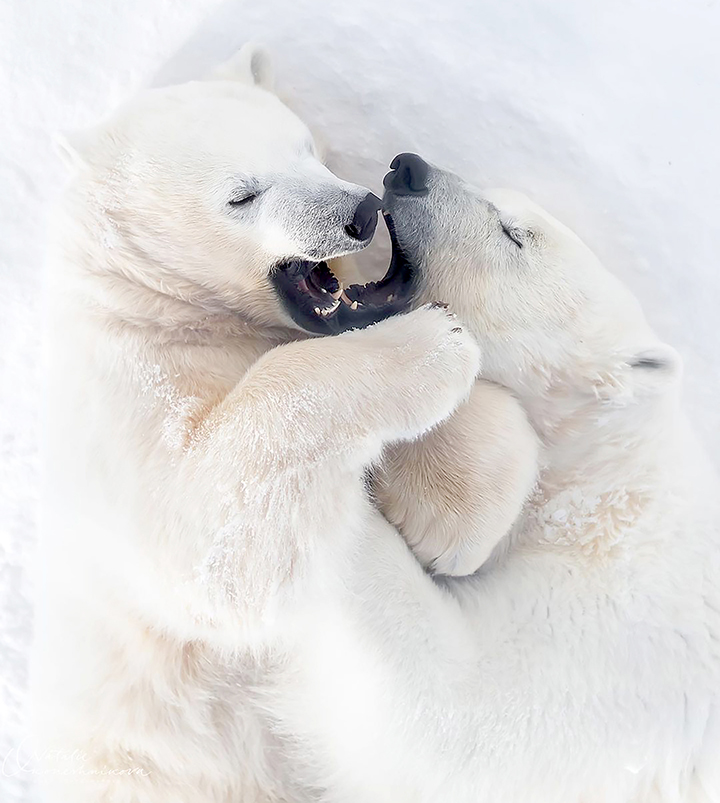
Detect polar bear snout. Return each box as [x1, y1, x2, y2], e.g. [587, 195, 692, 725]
[345, 192, 382, 242]
[383, 153, 430, 196]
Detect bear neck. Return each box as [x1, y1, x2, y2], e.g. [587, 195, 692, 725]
[517, 384, 715, 556]
[55, 222, 299, 349]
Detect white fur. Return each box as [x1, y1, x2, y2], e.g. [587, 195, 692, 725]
[274, 172, 720, 802]
[374, 379, 540, 576]
[34, 47, 481, 802]
[35, 48, 720, 803]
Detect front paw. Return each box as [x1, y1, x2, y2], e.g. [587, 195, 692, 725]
[357, 304, 481, 440]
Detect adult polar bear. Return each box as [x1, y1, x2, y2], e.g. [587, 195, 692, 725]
[35, 44, 503, 803]
[35, 43, 720, 803]
[283, 157, 720, 802]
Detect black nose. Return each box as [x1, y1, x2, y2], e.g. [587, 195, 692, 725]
[383, 153, 429, 196]
[345, 192, 382, 241]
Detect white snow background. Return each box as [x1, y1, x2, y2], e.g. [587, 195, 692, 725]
[1, 0, 719, 799]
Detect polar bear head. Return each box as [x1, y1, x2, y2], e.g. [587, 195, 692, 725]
[58, 46, 413, 335]
[382, 154, 681, 418]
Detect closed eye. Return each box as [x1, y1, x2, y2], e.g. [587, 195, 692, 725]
[228, 192, 258, 208]
[501, 223, 524, 249]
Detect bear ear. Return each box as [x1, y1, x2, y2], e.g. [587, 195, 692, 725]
[627, 343, 682, 397]
[207, 43, 275, 91]
[589, 342, 681, 403]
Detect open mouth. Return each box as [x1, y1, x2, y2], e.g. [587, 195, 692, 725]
[271, 212, 416, 335]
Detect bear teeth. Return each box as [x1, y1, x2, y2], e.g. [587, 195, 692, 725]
[315, 298, 342, 317]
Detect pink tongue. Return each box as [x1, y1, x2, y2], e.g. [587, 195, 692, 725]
[297, 279, 309, 293]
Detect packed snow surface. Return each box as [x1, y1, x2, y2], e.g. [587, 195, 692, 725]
[1, 0, 719, 799]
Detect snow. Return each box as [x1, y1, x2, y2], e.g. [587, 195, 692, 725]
[1, 0, 719, 799]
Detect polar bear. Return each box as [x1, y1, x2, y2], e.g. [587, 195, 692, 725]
[268, 155, 720, 803]
[33, 46, 527, 803]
